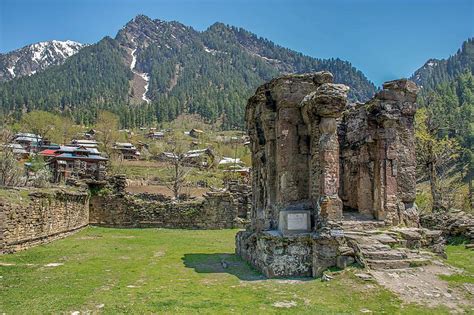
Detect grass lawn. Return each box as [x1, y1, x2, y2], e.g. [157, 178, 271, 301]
[0, 227, 463, 314]
[439, 243, 474, 285]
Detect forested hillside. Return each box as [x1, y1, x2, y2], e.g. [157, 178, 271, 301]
[0, 15, 376, 129]
[0, 38, 131, 125]
[411, 38, 474, 91]
[414, 61, 473, 210]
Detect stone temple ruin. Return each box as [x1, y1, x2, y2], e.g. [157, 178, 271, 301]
[236, 72, 430, 277]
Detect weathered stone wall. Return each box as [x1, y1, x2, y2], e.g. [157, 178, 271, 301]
[339, 79, 419, 226]
[227, 181, 251, 219]
[0, 188, 89, 253]
[89, 191, 243, 229]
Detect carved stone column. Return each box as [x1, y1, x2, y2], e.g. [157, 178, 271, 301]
[302, 83, 349, 223]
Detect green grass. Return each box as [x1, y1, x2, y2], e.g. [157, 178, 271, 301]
[0, 188, 30, 204]
[0, 227, 459, 314]
[439, 244, 474, 284]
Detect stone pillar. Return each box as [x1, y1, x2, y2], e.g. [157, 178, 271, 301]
[318, 116, 343, 221]
[302, 83, 349, 223]
[369, 79, 419, 225]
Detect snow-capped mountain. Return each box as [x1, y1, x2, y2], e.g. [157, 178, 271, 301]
[0, 40, 85, 82]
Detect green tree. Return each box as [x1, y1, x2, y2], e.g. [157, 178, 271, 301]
[20, 111, 62, 144]
[94, 111, 120, 157]
[416, 107, 462, 211]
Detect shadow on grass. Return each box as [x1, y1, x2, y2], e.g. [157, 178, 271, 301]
[182, 253, 266, 281]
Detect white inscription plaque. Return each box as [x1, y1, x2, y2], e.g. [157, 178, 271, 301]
[287, 213, 307, 230]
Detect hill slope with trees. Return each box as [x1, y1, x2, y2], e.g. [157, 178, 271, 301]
[0, 15, 377, 129]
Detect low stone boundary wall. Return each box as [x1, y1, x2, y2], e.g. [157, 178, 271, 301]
[89, 191, 244, 229]
[0, 188, 90, 253]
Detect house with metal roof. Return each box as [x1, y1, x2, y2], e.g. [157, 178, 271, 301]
[40, 146, 108, 182]
[70, 139, 99, 149]
[113, 142, 140, 160]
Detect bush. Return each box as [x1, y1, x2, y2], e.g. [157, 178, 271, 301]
[31, 168, 52, 188]
[0, 149, 24, 187]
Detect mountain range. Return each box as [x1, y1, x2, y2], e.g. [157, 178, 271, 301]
[0, 15, 472, 129]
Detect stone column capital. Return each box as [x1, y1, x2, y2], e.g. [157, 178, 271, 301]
[301, 83, 349, 120]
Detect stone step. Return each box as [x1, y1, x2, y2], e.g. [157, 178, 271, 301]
[358, 243, 392, 252]
[361, 250, 408, 261]
[365, 258, 431, 270]
[342, 221, 386, 231]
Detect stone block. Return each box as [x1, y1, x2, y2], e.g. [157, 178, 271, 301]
[278, 210, 311, 235]
[336, 255, 355, 269]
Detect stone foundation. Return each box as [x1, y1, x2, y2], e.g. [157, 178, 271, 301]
[0, 188, 89, 254]
[236, 228, 347, 278]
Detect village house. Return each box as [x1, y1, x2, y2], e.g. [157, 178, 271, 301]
[5, 143, 29, 159]
[84, 129, 97, 139]
[39, 145, 107, 182]
[157, 148, 215, 168]
[146, 131, 165, 139]
[218, 157, 245, 169]
[12, 133, 42, 152]
[189, 128, 204, 138]
[113, 142, 140, 160]
[70, 139, 99, 149]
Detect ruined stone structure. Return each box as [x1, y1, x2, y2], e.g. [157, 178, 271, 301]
[89, 175, 249, 229]
[237, 72, 422, 277]
[339, 80, 419, 226]
[89, 191, 244, 229]
[0, 188, 89, 253]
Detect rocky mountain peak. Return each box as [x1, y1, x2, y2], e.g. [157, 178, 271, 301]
[116, 14, 196, 50]
[0, 40, 84, 82]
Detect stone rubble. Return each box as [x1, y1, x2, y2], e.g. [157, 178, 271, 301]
[420, 210, 474, 244]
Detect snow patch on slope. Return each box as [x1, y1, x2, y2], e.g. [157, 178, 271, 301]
[7, 66, 15, 78]
[139, 73, 150, 103]
[30, 40, 83, 64]
[128, 40, 151, 104]
[203, 46, 218, 55]
[130, 48, 137, 70]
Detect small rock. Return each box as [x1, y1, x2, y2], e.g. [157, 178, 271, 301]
[273, 301, 297, 308]
[221, 260, 228, 269]
[321, 274, 334, 282]
[355, 273, 373, 281]
[44, 263, 64, 267]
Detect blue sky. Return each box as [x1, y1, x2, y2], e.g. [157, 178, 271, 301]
[0, 0, 473, 85]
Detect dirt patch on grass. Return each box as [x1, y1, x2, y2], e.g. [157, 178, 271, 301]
[77, 235, 103, 240]
[371, 262, 473, 311]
